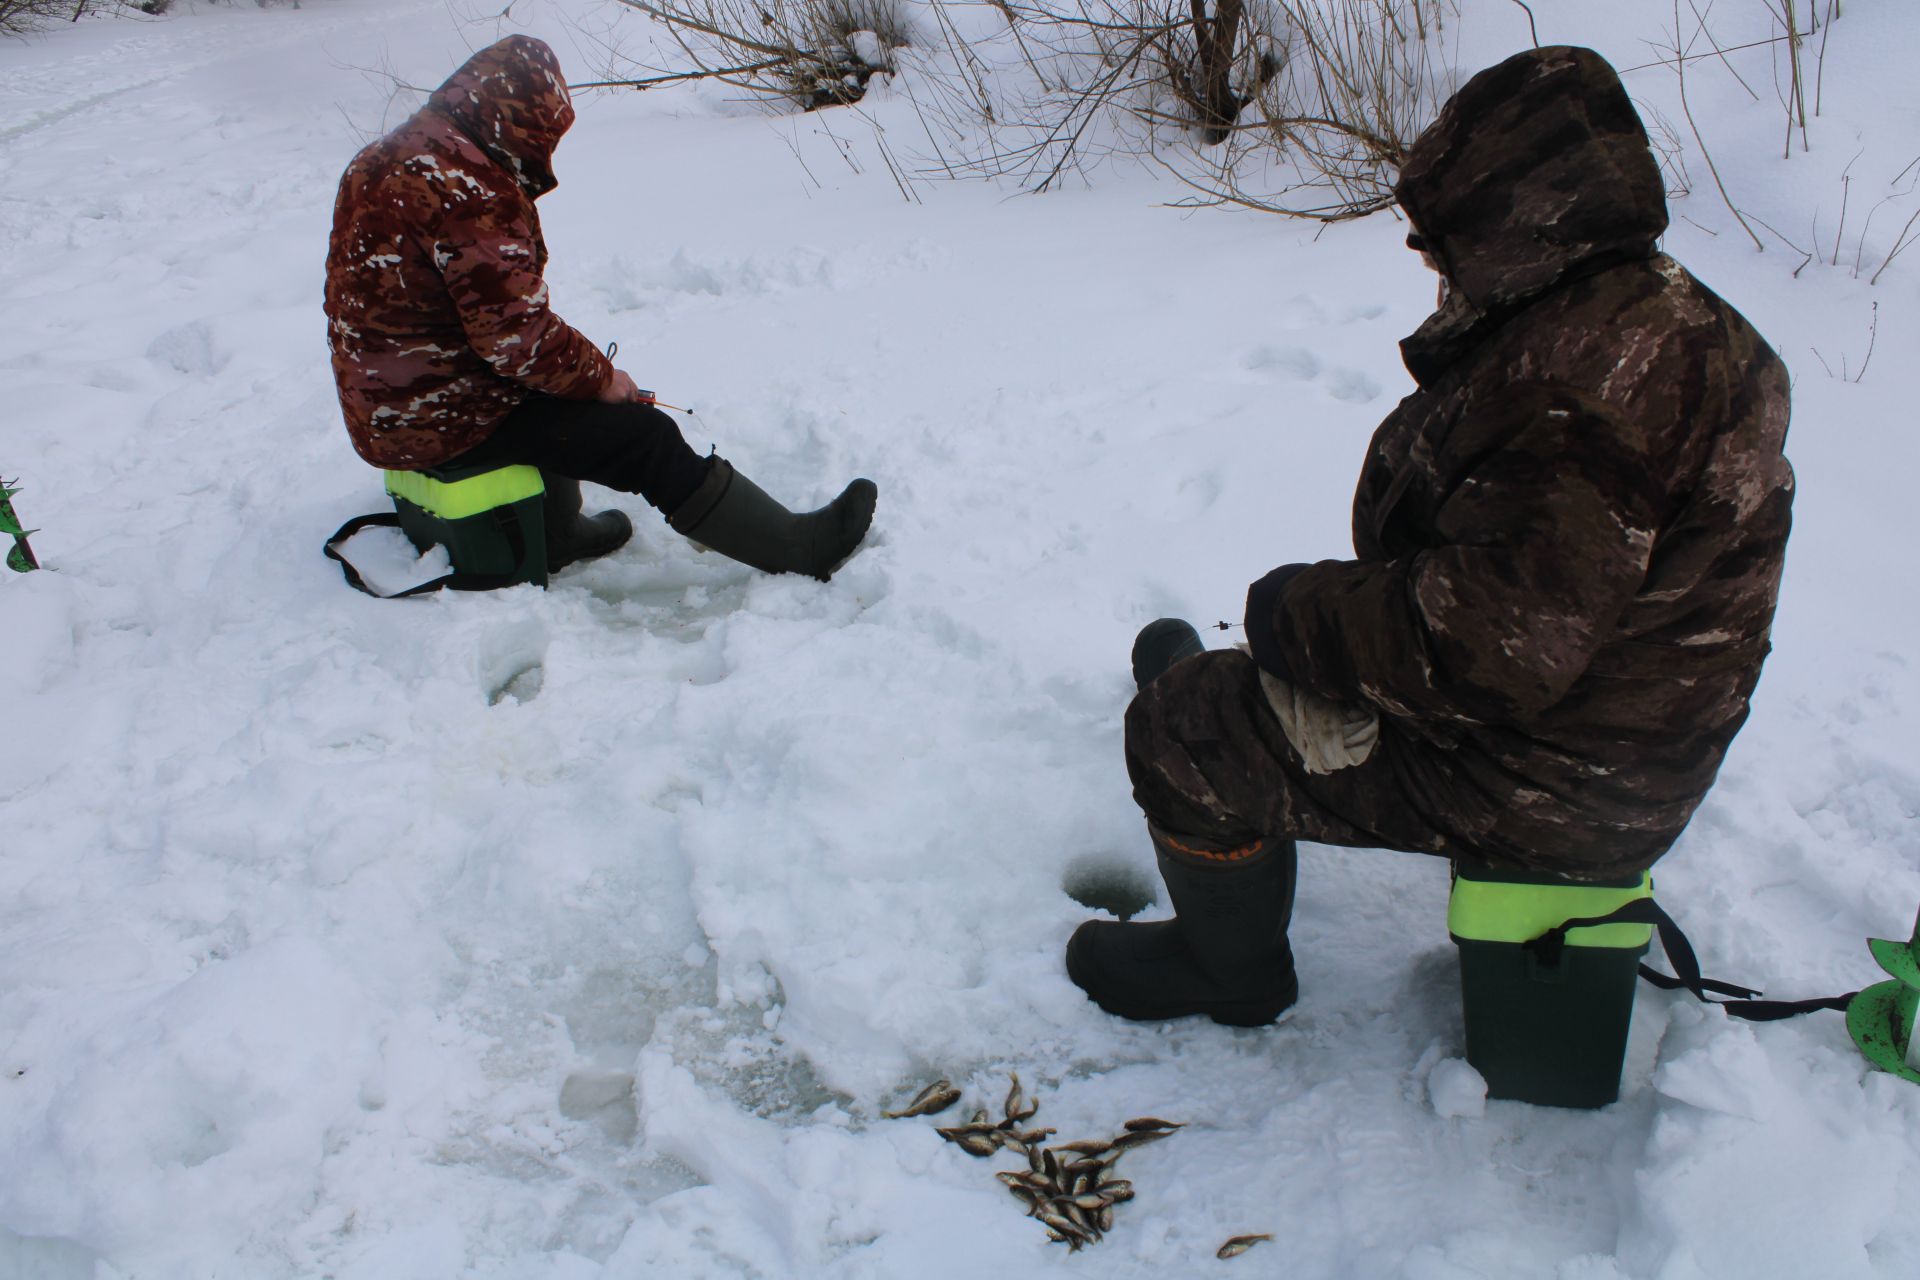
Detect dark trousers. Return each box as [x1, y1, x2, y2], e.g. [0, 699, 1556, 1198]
[447, 395, 711, 515]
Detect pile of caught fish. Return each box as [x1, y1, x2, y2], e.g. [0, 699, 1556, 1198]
[882, 1074, 1265, 1258]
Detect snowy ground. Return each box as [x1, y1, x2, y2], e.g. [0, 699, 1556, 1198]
[3, 1, 1919, 1276]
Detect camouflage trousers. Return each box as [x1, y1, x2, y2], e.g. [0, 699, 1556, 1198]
[1125, 649, 1465, 858]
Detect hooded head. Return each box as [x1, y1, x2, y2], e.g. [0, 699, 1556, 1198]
[1393, 46, 1667, 312]
[426, 36, 575, 198]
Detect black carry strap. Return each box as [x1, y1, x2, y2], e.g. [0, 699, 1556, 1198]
[1531, 897, 1859, 1022]
[323, 511, 529, 598]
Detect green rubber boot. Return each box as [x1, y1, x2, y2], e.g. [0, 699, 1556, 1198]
[1066, 825, 1299, 1027]
[668, 458, 876, 582]
[542, 475, 633, 574]
[1131, 618, 1206, 689]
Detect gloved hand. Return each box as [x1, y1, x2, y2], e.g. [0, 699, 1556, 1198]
[1244, 562, 1309, 682]
[1257, 668, 1379, 775]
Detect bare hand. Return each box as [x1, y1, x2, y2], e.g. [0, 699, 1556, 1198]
[598, 368, 644, 404]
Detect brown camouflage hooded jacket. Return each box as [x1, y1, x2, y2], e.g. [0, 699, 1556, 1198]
[324, 36, 613, 469]
[1251, 47, 1794, 876]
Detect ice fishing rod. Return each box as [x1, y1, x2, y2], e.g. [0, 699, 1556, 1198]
[606, 341, 696, 416]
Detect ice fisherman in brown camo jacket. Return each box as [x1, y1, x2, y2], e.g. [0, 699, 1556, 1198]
[1067, 46, 1794, 1028]
[324, 36, 875, 580]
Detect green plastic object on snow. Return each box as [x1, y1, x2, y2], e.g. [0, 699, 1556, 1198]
[1, 478, 40, 573]
[1847, 906, 1920, 1085]
[384, 462, 547, 589]
[1449, 862, 1654, 1109]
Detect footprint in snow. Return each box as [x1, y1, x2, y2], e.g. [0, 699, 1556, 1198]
[146, 319, 226, 377]
[1326, 368, 1382, 403]
[1242, 345, 1382, 404]
[559, 1070, 639, 1144]
[479, 618, 549, 706]
[1154, 469, 1224, 521]
[1275, 294, 1330, 329]
[1243, 345, 1321, 380]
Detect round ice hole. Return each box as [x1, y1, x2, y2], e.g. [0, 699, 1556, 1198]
[1061, 855, 1158, 921]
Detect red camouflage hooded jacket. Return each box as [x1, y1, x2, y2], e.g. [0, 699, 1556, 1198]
[323, 36, 613, 469]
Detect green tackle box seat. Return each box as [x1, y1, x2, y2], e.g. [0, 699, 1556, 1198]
[1449, 861, 1654, 1109]
[384, 462, 548, 590]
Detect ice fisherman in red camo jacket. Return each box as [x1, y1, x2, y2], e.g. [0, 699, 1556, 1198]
[324, 36, 876, 579]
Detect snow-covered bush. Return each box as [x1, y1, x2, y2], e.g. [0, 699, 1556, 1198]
[1169, 0, 1456, 218]
[0, 0, 314, 33]
[592, 0, 1453, 219]
[903, 0, 1453, 216]
[606, 0, 910, 110]
[0, 0, 114, 37]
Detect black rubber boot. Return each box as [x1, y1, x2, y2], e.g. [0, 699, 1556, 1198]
[668, 457, 876, 582]
[541, 475, 633, 573]
[1065, 825, 1299, 1027]
[1131, 618, 1206, 689]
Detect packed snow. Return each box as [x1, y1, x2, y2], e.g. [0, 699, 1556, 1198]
[3, 1, 1918, 1276]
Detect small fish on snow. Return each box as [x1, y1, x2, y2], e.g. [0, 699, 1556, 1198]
[1217, 1233, 1274, 1259]
[881, 1080, 960, 1119]
[1123, 1116, 1183, 1132]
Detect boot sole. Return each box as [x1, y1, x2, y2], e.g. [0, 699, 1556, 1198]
[1083, 984, 1298, 1029]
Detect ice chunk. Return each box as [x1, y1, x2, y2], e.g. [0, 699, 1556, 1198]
[1429, 1057, 1487, 1119]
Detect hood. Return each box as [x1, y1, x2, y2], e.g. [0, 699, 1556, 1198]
[426, 36, 574, 198]
[1393, 46, 1666, 314]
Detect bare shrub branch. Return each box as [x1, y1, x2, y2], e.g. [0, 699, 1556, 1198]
[1853, 299, 1877, 380]
[1869, 205, 1920, 285]
[604, 0, 909, 111]
[1508, 0, 1537, 47]
[1665, 0, 1765, 251]
[934, 0, 1450, 217]
[0, 0, 115, 35]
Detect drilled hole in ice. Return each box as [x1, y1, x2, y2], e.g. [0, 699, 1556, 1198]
[1061, 855, 1157, 921]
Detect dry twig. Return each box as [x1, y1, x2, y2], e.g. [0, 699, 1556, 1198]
[1666, 0, 1764, 251]
[605, 0, 908, 111]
